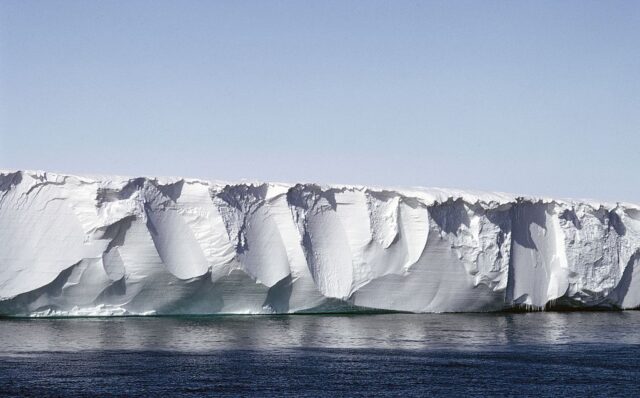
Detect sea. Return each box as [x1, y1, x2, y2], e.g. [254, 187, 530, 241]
[1, 312, 640, 397]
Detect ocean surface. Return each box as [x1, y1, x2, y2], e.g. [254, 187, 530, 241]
[1, 312, 640, 397]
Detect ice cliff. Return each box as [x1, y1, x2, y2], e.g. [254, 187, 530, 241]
[1, 170, 639, 316]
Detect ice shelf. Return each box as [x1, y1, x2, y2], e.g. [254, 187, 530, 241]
[1, 170, 639, 316]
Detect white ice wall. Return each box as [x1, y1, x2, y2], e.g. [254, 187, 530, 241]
[0, 170, 639, 316]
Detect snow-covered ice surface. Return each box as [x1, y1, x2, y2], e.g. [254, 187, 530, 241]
[1, 170, 639, 316]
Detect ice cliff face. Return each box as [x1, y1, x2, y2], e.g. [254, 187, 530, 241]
[1, 170, 639, 316]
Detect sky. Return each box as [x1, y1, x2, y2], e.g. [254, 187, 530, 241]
[0, 1, 638, 202]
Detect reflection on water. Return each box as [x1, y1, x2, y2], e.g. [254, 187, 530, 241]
[2, 312, 640, 353]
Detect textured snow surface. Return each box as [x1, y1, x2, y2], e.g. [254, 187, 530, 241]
[1, 170, 639, 316]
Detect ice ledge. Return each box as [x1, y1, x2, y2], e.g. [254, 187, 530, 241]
[2, 169, 632, 209]
[0, 169, 639, 315]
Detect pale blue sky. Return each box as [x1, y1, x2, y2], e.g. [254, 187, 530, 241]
[1, 1, 638, 201]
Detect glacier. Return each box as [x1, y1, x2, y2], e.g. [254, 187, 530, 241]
[1, 170, 639, 316]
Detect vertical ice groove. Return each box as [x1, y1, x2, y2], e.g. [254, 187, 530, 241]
[1, 170, 640, 315]
[366, 190, 400, 250]
[506, 201, 570, 308]
[397, 198, 430, 272]
[174, 181, 235, 269]
[212, 183, 290, 287]
[291, 186, 354, 299]
[142, 181, 210, 280]
[333, 189, 372, 293]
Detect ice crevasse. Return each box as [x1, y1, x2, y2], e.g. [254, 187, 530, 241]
[1, 170, 639, 316]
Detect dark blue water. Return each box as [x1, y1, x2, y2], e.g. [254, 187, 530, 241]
[1, 313, 640, 397]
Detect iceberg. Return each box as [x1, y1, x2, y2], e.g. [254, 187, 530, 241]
[1, 170, 639, 316]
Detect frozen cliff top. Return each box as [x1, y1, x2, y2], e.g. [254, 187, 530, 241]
[2, 169, 630, 208]
[0, 169, 639, 316]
